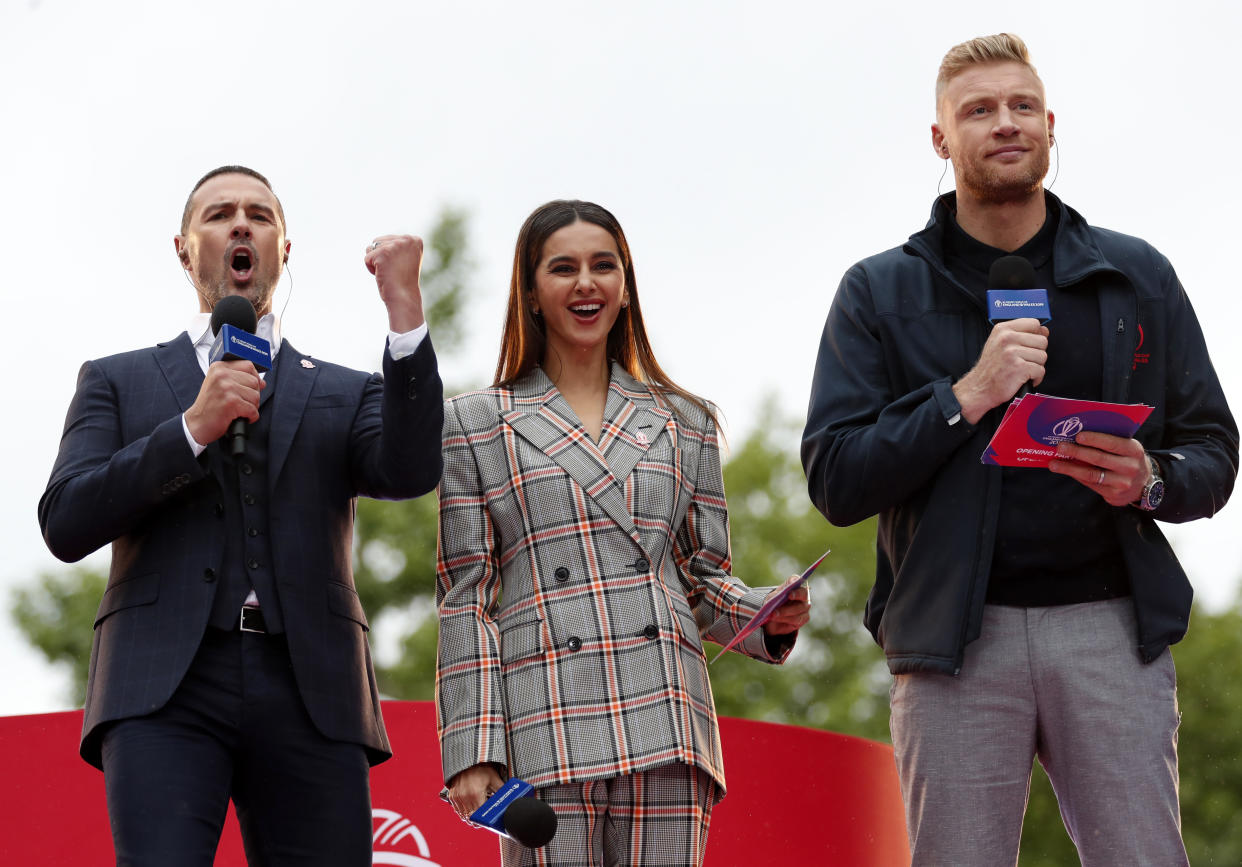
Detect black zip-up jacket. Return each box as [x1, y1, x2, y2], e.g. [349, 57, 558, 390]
[802, 192, 1238, 675]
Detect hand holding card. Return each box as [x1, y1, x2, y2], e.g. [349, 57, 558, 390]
[710, 550, 828, 664]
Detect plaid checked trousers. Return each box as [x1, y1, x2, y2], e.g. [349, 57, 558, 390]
[500, 763, 717, 867]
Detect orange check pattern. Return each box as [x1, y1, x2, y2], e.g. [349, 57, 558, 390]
[435, 364, 791, 796]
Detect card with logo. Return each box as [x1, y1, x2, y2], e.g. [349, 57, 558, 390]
[982, 393, 1153, 467]
[709, 549, 829, 664]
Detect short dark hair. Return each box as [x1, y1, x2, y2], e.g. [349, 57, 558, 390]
[180, 165, 286, 235]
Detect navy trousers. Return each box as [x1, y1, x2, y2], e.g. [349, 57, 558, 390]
[100, 628, 372, 866]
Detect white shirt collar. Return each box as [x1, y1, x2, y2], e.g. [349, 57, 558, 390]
[188, 311, 281, 350]
[187, 311, 281, 374]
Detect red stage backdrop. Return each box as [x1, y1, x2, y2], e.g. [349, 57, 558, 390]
[0, 702, 909, 865]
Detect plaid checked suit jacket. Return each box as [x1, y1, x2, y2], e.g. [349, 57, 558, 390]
[39, 332, 443, 768]
[436, 364, 792, 797]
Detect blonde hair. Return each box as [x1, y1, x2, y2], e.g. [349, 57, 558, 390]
[936, 33, 1040, 110]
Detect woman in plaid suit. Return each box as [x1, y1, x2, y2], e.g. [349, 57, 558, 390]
[435, 200, 811, 866]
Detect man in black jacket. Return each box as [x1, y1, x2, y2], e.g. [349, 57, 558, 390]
[40, 166, 444, 865]
[802, 34, 1236, 865]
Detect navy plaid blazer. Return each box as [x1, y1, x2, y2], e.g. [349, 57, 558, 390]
[39, 331, 443, 768]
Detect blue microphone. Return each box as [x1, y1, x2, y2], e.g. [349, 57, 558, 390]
[469, 778, 557, 848]
[209, 296, 271, 457]
[986, 255, 1050, 399]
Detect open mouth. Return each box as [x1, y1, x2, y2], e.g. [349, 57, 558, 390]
[569, 302, 603, 319]
[229, 248, 255, 282]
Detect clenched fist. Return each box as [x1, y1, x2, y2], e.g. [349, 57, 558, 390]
[365, 234, 426, 333]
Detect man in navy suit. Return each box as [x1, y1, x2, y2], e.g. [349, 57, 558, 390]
[39, 165, 444, 865]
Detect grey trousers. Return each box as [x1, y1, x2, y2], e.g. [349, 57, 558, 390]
[889, 599, 1186, 866]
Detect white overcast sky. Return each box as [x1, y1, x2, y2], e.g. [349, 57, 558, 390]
[2, 0, 1238, 715]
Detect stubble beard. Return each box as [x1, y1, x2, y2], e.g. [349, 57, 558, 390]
[200, 276, 276, 318]
[958, 148, 1050, 206]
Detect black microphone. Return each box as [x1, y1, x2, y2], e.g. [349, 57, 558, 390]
[209, 296, 271, 457]
[468, 779, 558, 848]
[498, 796, 557, 848]
[987, 254, 1039, 293]
[986, 255, 1050, 400]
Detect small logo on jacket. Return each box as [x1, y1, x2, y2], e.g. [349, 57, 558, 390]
[1132, 323, 1150, 371]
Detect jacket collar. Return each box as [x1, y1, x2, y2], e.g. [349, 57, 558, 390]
[501, 362, 674, 540]
[154, 332, 204, 413]
[266, 339, 317, 486]
[904, 190, 1126, 292]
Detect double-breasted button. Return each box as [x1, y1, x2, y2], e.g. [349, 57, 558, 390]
[203, 568, 216, 583]
[566, 636, 582, 652]
[248, 527, 259, 537]
[244, 494, 256, 505]
[213, 503, 224, 517]
[634, 557, 650, 573]
[247, 558, 260, 570]
[642, 624, 659, 640]
[241, 464, 253, 476]
[554, 566, 570, 582]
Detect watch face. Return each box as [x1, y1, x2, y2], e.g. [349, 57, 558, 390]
[1147, 479, 1165, 509]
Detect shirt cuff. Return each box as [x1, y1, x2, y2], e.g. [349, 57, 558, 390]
[388, 322, 429, 361]
[181, 413, 208, 457]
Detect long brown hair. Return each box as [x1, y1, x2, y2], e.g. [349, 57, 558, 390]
[493, 200, 717, 427]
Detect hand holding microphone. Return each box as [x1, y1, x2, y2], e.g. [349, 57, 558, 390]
[185, 296, 271, 455]
[952, 255, 1051, 425]
[446, 765, 557, 849]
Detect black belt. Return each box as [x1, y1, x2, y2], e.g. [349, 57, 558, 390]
[239, 605, 267, 633]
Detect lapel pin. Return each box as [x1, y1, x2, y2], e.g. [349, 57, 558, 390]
[636, 431, 649, 446]
[300, 359, 316, 369]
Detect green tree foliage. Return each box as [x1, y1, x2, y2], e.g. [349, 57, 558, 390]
[1154, 602, 1242, 864]
[11, 566, 105, 705]
[705, 408, 890, 743]
[352, 204, 476, 702]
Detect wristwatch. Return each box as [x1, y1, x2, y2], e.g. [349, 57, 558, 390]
[1134, 453, 1165, 512]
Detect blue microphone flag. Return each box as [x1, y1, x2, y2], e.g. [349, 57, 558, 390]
[986, 289, 1051, 324]
[209, 324, 272, 371]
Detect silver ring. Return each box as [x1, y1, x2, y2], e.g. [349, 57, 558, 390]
[369, 241, 381, 251]
[1097, 470, 1105, 485]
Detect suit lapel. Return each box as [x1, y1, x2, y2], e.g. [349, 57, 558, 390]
[153, 333, 205, 413]
[598, 371, 674, 484]
[502, 367, 642, 541]
[267, 340, 316, 487]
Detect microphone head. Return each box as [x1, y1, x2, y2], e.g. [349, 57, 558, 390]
[502, 796, 557, 848]
[988, 255, 1038, 290]
[210, 294, 258, 336]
